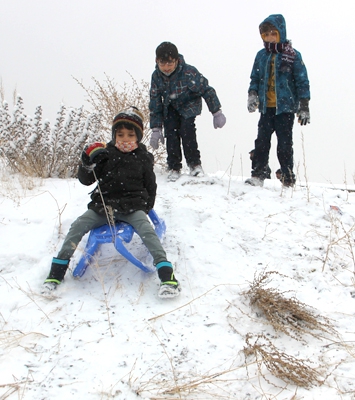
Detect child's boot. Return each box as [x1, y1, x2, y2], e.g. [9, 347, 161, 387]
[245, 176, 264, 187]
[43, 258, 69, 291]
[189, 164, 204, 177]
[156, 261, 181, 299]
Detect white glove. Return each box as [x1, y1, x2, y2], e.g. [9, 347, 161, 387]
[150, 128, 164, 150]
[213, 110, 226, 129]
[247, 90, 259, 113]
[297, 99, 310, 126]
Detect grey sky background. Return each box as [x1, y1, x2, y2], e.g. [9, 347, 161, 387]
[1, 0, 353, 184]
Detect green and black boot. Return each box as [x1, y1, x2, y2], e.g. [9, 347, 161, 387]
[156, 261, 181, 299]
[43, 258, 69, 292]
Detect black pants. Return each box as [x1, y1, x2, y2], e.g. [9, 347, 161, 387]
[252, 108, 295, 182]
[164, 106, 201, 171]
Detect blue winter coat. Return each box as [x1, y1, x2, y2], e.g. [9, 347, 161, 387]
[149, 54, 222, 128]
[249, 14, 310, 115]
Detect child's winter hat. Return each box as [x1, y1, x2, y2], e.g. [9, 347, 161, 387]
[112, 106, 144, 142]
[156, 42, 179, 61]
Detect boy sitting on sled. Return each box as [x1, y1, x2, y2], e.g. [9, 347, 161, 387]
[43, 107, 181, 299]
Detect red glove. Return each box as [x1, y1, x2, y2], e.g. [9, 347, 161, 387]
[82, 142, 107, 165]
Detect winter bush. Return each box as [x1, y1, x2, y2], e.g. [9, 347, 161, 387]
[0, 95, 102, 178]
[0, 74, 166, 179]
[74, 72, 166, 166]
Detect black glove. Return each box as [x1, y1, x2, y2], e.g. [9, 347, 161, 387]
[297, 99, 310, 126]
[81, 142, 108, 166]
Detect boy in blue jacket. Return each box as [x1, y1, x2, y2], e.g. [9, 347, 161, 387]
[245, 14, 310, 187]
[149, 42, 226, 182]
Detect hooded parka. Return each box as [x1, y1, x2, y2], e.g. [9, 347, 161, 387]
[249, 14, 310, 115]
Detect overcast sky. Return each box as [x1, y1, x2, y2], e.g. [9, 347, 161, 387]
[1, 0, 354, 184]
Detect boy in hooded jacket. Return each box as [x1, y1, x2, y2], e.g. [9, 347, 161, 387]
[245, 14, 310, 187]
[43, 107, 181, 299]
[149, 41, 226, 182]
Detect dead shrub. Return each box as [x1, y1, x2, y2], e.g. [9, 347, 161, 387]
[0, 96, 102, 178]
[0, 73, 166, 179]
[244, 333, 324, 388]
[243, 270, 338, 342]
[74, 72, 167, 167]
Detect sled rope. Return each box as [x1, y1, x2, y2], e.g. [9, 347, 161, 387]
[92, 168, 115, 243]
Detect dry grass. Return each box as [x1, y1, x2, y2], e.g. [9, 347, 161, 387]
[0, 162, 42, 203]
[225, 270, 351, 392]
[1, 74, 166, 180]
[0, 329, 47, 353]
[321, 210, 355, 274]
[130, 349, 246, 400]
[0, 97, 102, 178]
[243, 333, 324, 388]
[0, 380, 30, 400]
[74, 73, 149, 134]
[243, 270, 338, 342]
[300, 131, 310, 202]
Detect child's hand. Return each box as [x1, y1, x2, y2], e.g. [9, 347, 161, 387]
[150, 128, 164, 150]
[297, 99, 310, 126]
[247, 91, 259, 113]
[213, 110, 226, 129]
[82, 142, 108, 166]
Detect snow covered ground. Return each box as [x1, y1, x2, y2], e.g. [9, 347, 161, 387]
[1, 168, 355, 399]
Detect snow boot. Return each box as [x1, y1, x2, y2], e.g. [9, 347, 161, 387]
[189, 164, 204, 177]
[167, 170, 181, 182]
[275, 169, 282, 181]
[43, 258, 69, 291]
[280, 172, 296, 188]
[156, 261, 181, 299]
[245, 177, 264, 187]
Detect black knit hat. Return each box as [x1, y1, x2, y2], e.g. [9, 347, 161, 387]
[156, 42, 178, 61]
[112, 106, 144, 142]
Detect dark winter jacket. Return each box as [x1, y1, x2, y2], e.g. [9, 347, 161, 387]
[149, 54, 221, 128]
[249, 14, 310, 115]
[78, 142, 157, 215]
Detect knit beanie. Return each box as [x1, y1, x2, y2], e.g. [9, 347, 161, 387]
[112, 106, 144, 142]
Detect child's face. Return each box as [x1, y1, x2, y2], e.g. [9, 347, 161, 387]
[115, 127, 137, 143]
[262, 30, 280, 43]
[156, 57, 178, 75]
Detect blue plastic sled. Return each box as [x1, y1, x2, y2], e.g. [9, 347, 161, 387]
[72, 209, 166, 277]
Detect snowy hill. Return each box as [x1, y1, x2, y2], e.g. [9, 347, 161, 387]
[1, 169, 355, 399]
